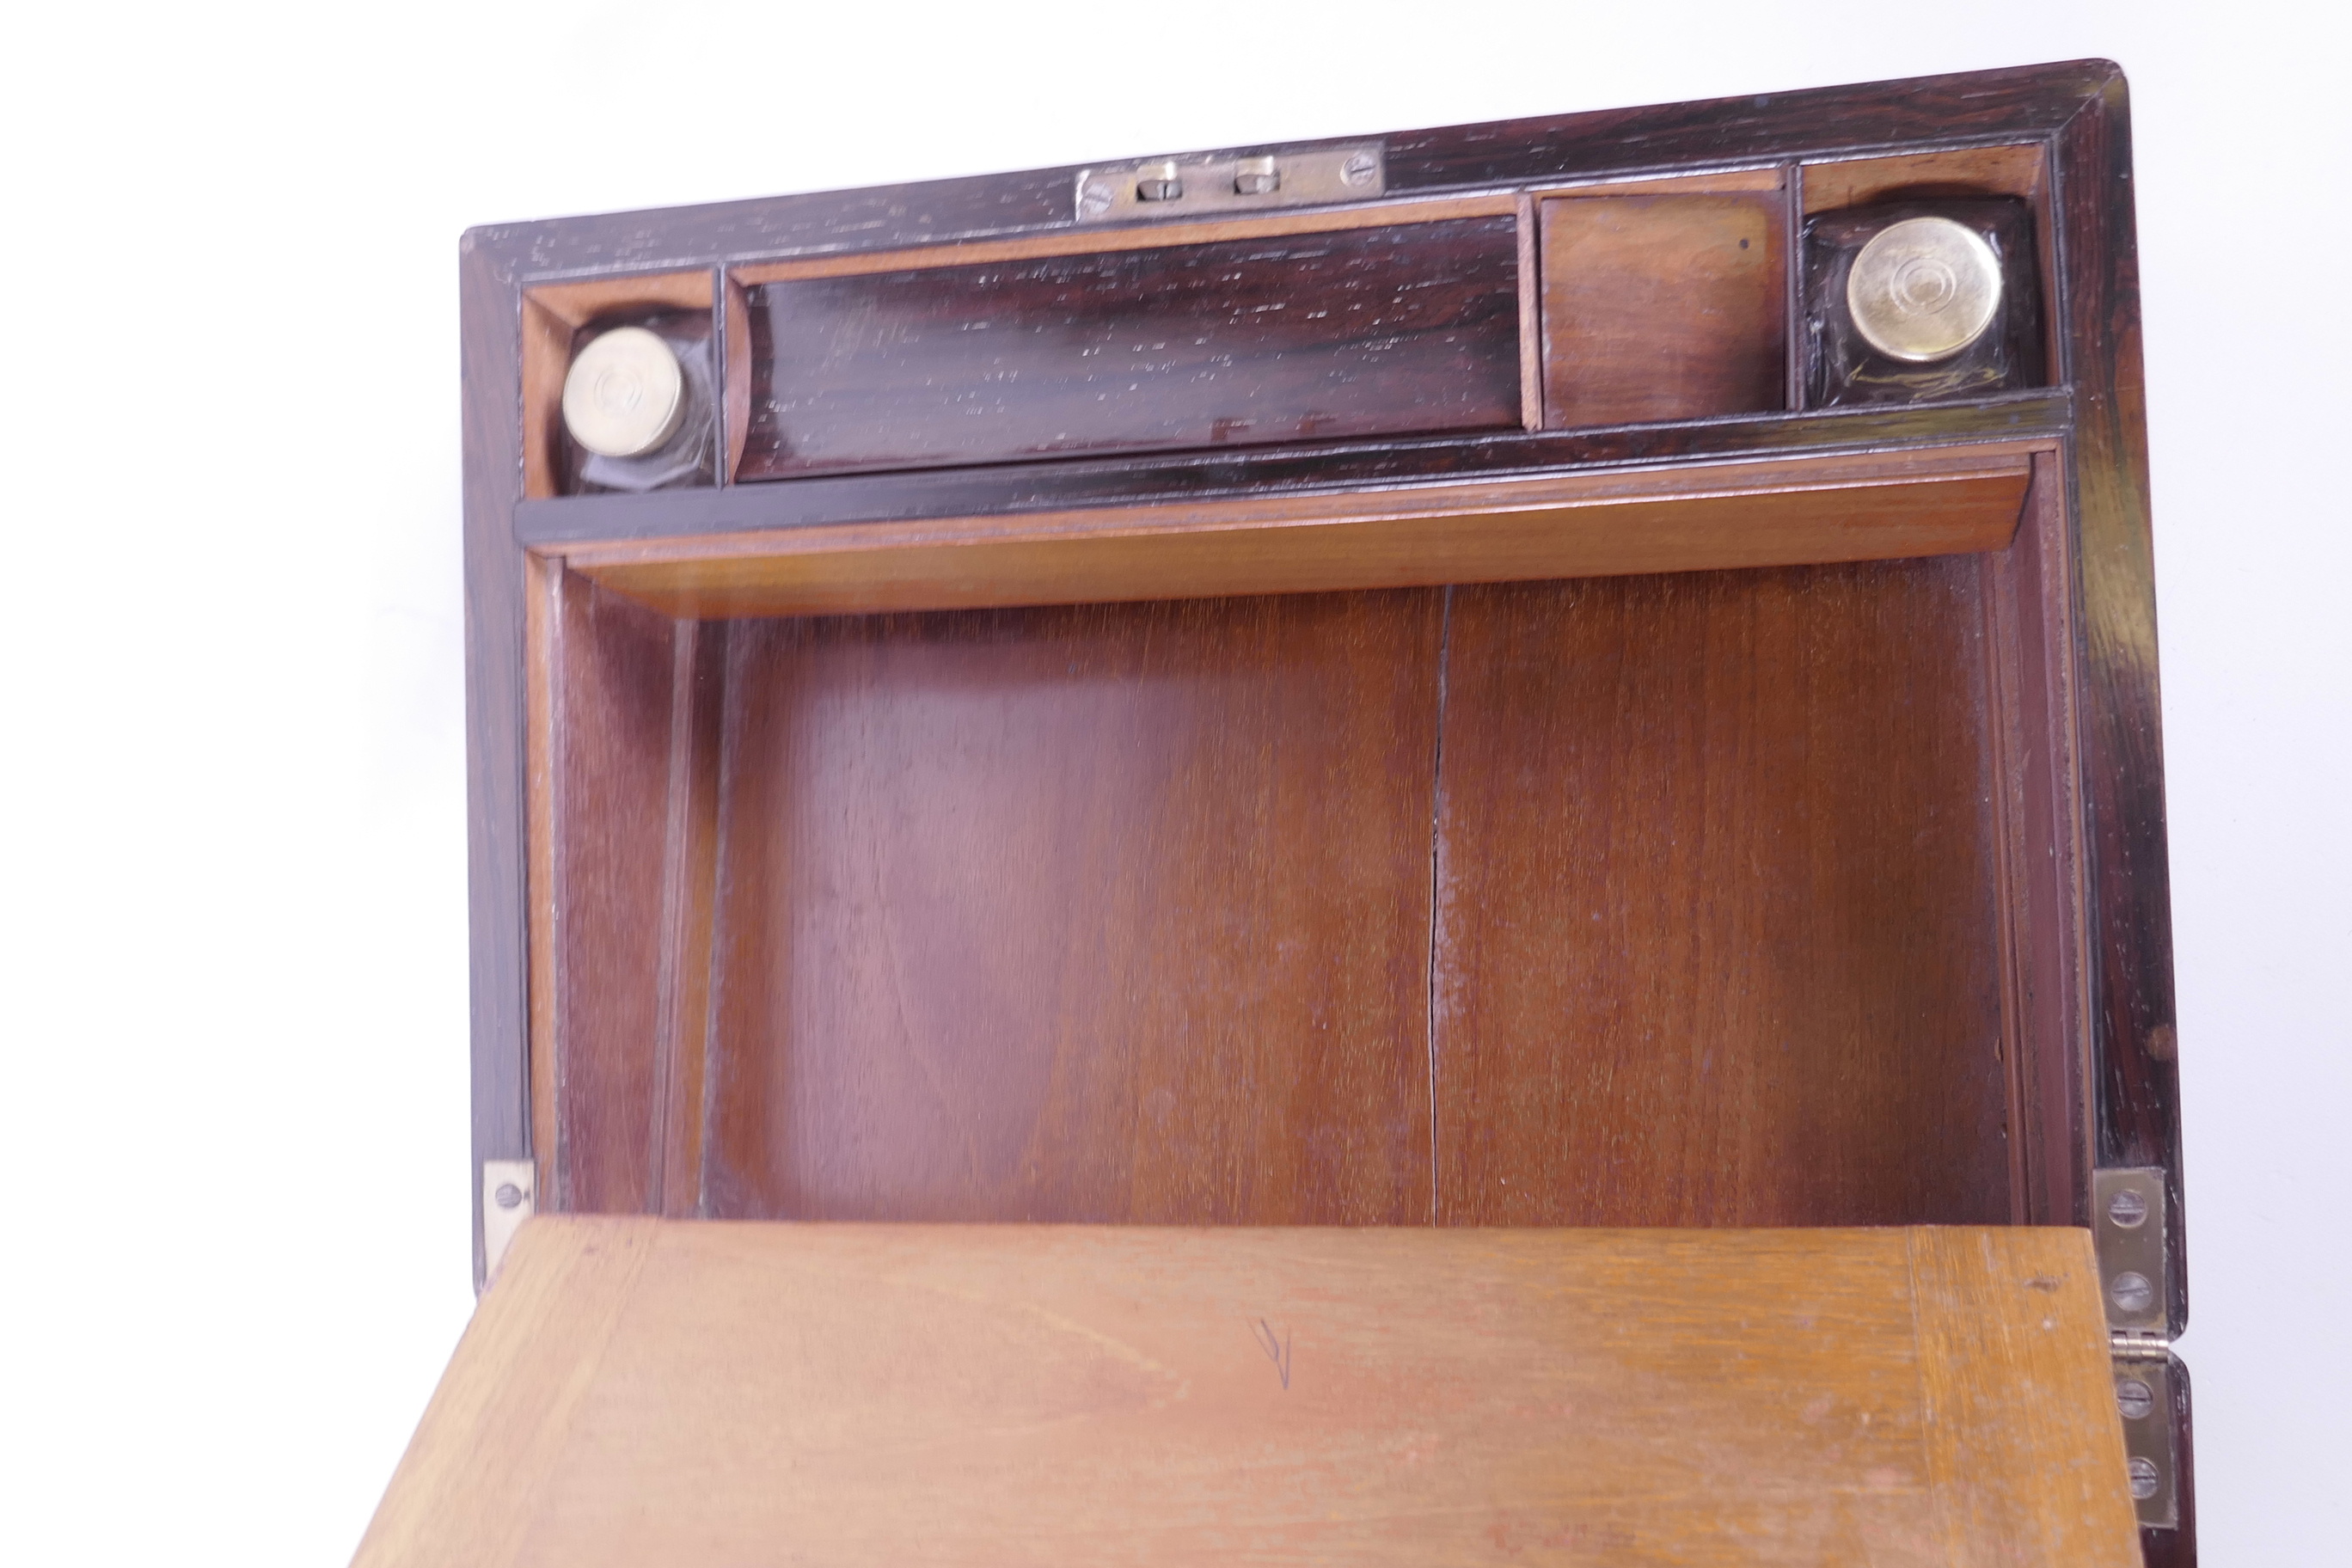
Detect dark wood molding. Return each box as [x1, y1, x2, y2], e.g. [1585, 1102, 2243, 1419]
[461, 61, 2119, 285]
[2052, 73, 2185, 1331]
[516, 391, 2072, 550]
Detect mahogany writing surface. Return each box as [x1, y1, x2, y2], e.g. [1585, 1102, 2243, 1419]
[354, 1218, 2141, 1568]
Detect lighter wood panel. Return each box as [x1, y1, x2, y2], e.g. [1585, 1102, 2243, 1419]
[568, 456, 2033, 620]
[1802, 144, 2047, 214]
[1540, 193, 1786, 427]
[355, 1219, 2138, 1568]
[1908, 1227, 2143, 1564]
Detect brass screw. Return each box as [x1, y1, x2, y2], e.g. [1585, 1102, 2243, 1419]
[1078, 180, 1115, 218]
[2128, 1456, 2161, 1501]
[2109, 1271, 2156, 1314]
[2116, 1377, 2154, 1420]
[1340, 150, 1379, 187]
[2107, 1187, 2149, 1228]
[493, 1182, 526, 1210]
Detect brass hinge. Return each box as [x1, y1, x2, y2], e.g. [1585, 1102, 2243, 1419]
[2093, 1167, 2179, 1529]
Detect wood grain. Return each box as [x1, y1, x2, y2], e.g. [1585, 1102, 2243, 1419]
[1801, 143, 2047, 215]
[738, 218, 1522, 480]
[567, 452, 2034, 620]
[1431, 559, 2016, 1227]
[1540, 193, 1786, 428]
[547, 574, 680, 1213]
[354, 1218, 2139, 1568]
[1527, 166, 1787, 199]
[518, 394, 2073, 553]
[696, 591, 1442, 1224]
[1982, 451, 2092, 1226]
[728, 193, 1520, 285]
[1908, 1227, 2143, 1565]
[2058, 70, 2184, 1303]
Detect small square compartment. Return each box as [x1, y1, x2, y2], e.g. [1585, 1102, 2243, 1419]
[1799, 146, 2052, 409]
[1535, 168, 1789, 429]
[521, 271, 726, 499]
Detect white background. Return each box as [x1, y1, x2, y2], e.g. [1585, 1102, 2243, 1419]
[1, 2, 2342, 1561]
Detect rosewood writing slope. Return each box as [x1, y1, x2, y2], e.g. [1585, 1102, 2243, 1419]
[364, 58, 2188, 1565]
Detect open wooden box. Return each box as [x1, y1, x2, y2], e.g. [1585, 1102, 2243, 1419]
[371, 59, 2187, 1567]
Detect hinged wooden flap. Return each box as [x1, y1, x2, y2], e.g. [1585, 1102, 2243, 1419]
[356, 1220, 2138, 1566]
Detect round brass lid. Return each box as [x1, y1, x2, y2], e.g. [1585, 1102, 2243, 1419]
[560, 326, 685, 458]
[1846, 217, 2003, 364]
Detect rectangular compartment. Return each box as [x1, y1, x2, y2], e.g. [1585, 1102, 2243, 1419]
[521, 271, 723, 499]
[734, 217, 1522, 480]
[533, 452, 2077, 1235]
[1799, 145, 2055, 408]
[1538, 182, 1787, 428]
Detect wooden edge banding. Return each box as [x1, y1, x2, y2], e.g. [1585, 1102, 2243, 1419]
[1906, 1227, 2140, 1567]
[1516, 193, 1543, 431]
[2035, 446, 2099, 1218]
[1526, 164, 1785, 199]
[721, 274, 751, 484]
[520, 295, 572, 502]
[1981, 532, 2035, 1225]
[560, 450, 2037, 619]
[524, 553, 560, 1207]
[351, 1217, 659, 1568]
[729, 193, 1520, 285]
[1784, 162, 1807, 412]
[1800, 142, 2049, 214]
[564, 443, 2045, 569]
[527, 270, 717, 328]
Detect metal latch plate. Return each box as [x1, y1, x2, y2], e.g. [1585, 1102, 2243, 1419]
[1075, 144, 1385, 223]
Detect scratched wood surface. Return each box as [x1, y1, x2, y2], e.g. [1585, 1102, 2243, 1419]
[353, 1218, 2141, 1568]
[738, 217, 1522, 479]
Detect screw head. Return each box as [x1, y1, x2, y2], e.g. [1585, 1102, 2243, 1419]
[2106, 1187, 2149, 1228]
[2127, 1455, 2161, 1500]
[2115, 1377, 2154, 1420]
[2108, 1271, 2156, 1314]
[493, 1182, 525, 1210]
[1077, 180, 1115, 218]
[1340, 150, 1380, 188]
